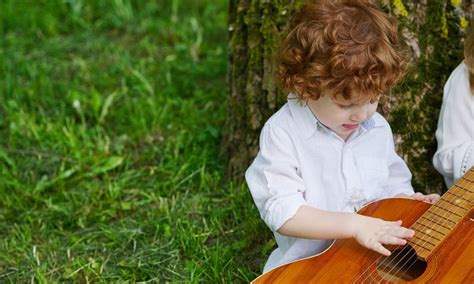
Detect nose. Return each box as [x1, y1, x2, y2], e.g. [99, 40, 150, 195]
[350, 106, 368, 122]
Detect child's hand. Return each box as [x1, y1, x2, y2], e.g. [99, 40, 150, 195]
[352, 215, 414, 256]
[410, 192, 440, 204]
[395, 192, 440, 204]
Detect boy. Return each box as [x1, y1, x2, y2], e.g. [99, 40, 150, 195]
[245, 0, 439, 273]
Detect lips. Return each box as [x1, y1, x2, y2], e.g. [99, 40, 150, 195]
[342, 124, 359, 130]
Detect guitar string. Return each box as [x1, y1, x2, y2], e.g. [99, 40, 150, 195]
[385, 176, 473, 282]
[352, 171, 473, 283]
[350, 195, 448, 284]
[357, 191, 454, 283]
[358, 169, 474, 283]
[383, 196, 462, 281]
[350, 237, 402, 282]
[349, 208, 414, 283]
[383, 175, 473, 283]
[374, 175, 473, 283]
[350, 168, 473, 283]
[351, 218, 416, 282]
[379, 169, 472, 282]
[388, 175, 474, 281]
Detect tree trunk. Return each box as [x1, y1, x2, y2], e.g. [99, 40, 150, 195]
[225, 0, 473, 194]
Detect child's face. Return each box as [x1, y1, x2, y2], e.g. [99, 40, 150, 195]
[307, 92, 378, 141]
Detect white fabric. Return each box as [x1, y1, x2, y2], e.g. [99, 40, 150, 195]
[433, 62, 474, 188]
[245, 95, 414, 272]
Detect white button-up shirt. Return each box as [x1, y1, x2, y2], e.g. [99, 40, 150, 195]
[245, 95, 414, 272]
[433, 62, 474, 188]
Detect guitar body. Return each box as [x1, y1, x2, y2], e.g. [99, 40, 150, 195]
[253, 198, 474, 283]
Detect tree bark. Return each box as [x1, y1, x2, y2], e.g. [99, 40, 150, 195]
[225, 0, 473, 194]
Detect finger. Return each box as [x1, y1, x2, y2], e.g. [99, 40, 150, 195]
[411, 192, 424, 201]
[380, 234, 407, 246]
[387, 220, 403, 226]
[383, 220, 403, 233]
[372, 242, 391, 256]
[389, 226, 415, 238]
[429, 194, 440, 203]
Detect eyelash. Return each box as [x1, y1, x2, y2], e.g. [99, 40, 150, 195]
[338, 104, 352, 110]
[337, 97, 380, 109]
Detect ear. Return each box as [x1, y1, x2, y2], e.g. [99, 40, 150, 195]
[290, 74, 309, 99]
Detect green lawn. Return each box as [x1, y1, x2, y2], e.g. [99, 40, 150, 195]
[0, 1, 271, 282]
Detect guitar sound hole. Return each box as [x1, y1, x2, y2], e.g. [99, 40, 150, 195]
[376, 245, 427, 282]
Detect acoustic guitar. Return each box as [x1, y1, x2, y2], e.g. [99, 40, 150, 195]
[252, 167, 474, 283]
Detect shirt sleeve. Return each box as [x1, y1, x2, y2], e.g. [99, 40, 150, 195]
[433, 63, 474, 184]
[382, 129, 415, 198]
[245, 123, 307, 232]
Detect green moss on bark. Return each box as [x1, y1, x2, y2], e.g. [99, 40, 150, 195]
[384, 0, 470, 193]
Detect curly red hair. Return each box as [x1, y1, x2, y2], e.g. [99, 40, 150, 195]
[276, 0, 407, 102]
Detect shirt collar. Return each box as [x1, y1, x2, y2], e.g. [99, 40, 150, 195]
[361, 117, 376, 130]
[287, 93, 384, 140]
[287, 94, 319, 139]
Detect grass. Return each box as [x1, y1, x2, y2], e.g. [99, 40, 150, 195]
[0, 0, 272, 282]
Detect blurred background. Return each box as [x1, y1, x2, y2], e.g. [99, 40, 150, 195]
[0, 0, 268, 282]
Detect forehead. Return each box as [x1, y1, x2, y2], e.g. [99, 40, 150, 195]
[331, 93, 377, 104]
[320, 89, 381, 104]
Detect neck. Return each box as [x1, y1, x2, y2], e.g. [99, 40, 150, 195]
[407, 167, 474, 260]
[305, 102, 354, 141]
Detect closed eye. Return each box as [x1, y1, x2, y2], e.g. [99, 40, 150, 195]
[337, 104, 353, 110]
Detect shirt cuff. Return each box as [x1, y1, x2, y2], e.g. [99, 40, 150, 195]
[454, 142, 474, 180]
[460, 143, 474, 177]
[264, 194, 307, 232]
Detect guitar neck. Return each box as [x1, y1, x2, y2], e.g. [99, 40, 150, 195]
[408, 167, 474, 259]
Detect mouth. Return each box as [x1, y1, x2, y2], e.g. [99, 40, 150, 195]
[342, 124, 359, 130]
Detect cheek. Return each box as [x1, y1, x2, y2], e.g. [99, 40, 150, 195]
[332, 110, 351, 124]
[324, 106, 347, 118]
[368, 104, 378, 116]
[319, 108, 347, 124]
